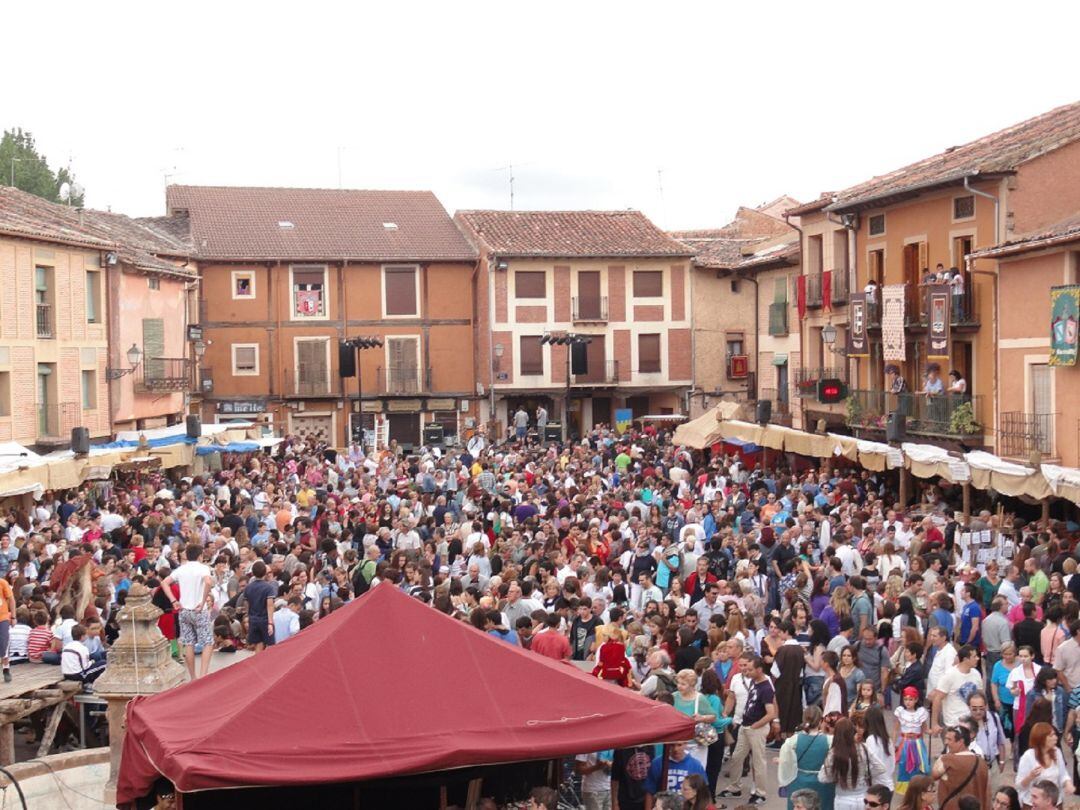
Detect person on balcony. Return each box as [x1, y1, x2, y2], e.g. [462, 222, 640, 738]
[916, 363, 944, 397]
[885, 364, 908, 394]
[950, 267, 965, 321]
[947, 370, 967, 399]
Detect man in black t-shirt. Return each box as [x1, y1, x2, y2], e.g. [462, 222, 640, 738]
[569, 600, 601, 661]
[611, 745, 652, 810]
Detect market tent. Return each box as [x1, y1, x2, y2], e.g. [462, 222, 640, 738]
[672, 407, 725, 449]
[117, 585, 694, 805]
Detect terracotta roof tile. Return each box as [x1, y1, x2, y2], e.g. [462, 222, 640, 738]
[454, 210, 691, 258]
[673, 204, 797, 270]
[829, 101, 1080, 211]
[971, 213, 1080, 258]
[166, 185, 477, 262]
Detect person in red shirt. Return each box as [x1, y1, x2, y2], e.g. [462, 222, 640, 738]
[26, 610, 53, 663]
[683, 558, 719, 605]
[530, 614, 571, 662]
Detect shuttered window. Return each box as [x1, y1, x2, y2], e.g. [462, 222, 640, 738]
[515, 271, 546, 298]
[633, 270, 663, 297]
[292, 266, 326, 318]
[297, 339, 329, 393]
[233, 345, 258, 375]
[142, 318, 164, 379]
[774, 277, 788, 303]
[386, 337, 420, 393]
[638, 333, 661, 373]
[384, 266, 418, 316]
[520, 336, 543, 376]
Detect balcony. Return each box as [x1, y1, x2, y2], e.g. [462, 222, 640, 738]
[907, 285, 978, 328]
[845, 390, 984, 438]
[571, 296, 608, 323]
[794, 367, 847, 398]
[377, 366, 432, 395]
[37, 402, 82, 441]
[757, 388, 792, 426]
[831, 270, 849, 306]
[136, 358, 192, 393]
[571, 360, 621, 386]
[36, 304, 53, 339]
[768, 302, 788, 336]
[999, 412, 1054, 459]
[806, 274, 823, 308]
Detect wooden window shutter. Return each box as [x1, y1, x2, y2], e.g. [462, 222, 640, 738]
[520, 336, 543, 375]
[142, 318, 164, 378]
[918, 242, 929, 273]
[235, 346, 256, 371]
[298, 340, 328, 390]
[633, 271, 663, 297]
[293, 269, 324, 286]
[638, 334, 661, 373]
[774, 278, 788, 303]
[384, 267, 418, 315]
[515, 271, 546, 298]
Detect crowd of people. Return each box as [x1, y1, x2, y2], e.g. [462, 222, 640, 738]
[6, 423, 1080, 809]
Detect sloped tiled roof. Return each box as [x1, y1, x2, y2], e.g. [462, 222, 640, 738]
[971, 213, 1080, 259]
[673, 204, 796, 270]
[166, 185, 477, 262]
[0, 187, 195, 276]
[454, 210, 692, 258]
[829, 101, 1080, 211]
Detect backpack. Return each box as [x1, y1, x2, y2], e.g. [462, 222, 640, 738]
[351, 559, 377, 596]
[652, 669, 677, 698]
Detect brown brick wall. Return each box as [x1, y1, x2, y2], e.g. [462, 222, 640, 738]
[670, 264, 685, 321]
[554, 266, 571, 321]
[494, 268, 508, 324]
[549, 342, 567, 384]
[515, 305, 547, 323]
[492, 330, 513, 384]
[613, 329, 631, 381]
[633, 305, 665, 321]
[608, 265, 626, 321]
[668, 328, 692, 381]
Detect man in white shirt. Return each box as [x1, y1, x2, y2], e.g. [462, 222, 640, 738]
[61, 625, 106, 686]
[158, 546, 214, 679]
[998, 565, 1023, 608]
[273, 597, 302, 643]
[634, 572, 663, 615]
[930, 644, 983, 733]
[834, 540, 862, 578]
[926, 625, 958, 696]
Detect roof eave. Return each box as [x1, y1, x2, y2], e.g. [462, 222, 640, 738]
[491, 252, 694, 260]
[0, 226, 116, 253]
[971, 229, 1080, 260]
[826, 171, 1013, 214]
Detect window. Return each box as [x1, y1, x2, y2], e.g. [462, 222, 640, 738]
[520, 336, 543, 376]
[81, 370, 97, 410]
[832, 230, 849, 273]
[147, 277, 160, 291]
[142, 318, 164, 381]
[296, 338, 330, 393]
[292, 266, 327, 319]
[515, 271, 546, 298]
[35, 266, 53, 338]
[774, 277, 788, 303]
[807, 235, 824, 276]
[868, 249, 885, 284]
[633, 270, 663, 297]
[953, 195, 975, 221]
[0, 372, 10, 417]
[384, 337, 420, 393]
[231, 344, 259, 376]
[868, 214, 886, 236]
[232, 271, 256, 299]
[638, 333, 661, 373]
[85, 271, 102, 323]
[383, 266, 418, 317]
[726, 334, 745, 356]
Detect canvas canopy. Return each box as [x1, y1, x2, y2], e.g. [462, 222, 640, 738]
[117, 585, 694, 805]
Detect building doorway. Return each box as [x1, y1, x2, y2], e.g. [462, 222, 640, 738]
[387, 413, 420, 447]
[577, 272, 602, 320]
[592, 396, 612, 428]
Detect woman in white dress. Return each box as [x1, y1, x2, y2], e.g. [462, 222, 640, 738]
[1016, 722, 1073, 806]
[818, 716, 889, 810]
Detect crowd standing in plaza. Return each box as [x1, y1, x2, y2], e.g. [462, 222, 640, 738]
[6, 420, 1080, 809]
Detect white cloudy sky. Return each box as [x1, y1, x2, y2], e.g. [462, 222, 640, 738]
[4, 1, 1079, 230]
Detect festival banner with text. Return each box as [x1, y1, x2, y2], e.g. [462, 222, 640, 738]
[882, 284, 906, 362]
[1050, 285, 1080, 366]
[848, 293, 868, 357]
[928, 284, 951, 362]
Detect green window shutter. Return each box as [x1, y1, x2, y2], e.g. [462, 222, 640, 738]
[142, 319, 165, 378]
[774, 278, 787, 303]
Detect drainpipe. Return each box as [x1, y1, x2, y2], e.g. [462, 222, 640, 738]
[487, 255, 498, 434]
[963, 174, 1001, 451]
[784, 213, 807, 429]
[739, 270, 760, 401]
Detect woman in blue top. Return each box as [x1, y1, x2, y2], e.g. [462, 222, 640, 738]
[991, 642, 1019, 736]
[778, 705, 834, 810]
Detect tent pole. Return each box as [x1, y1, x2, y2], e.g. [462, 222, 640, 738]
[962, 482, 971, 525]
[659, 744, 671, 791]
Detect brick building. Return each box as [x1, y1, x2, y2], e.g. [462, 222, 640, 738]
[455, 210, 694, 438]
[164, 186, 478, 447]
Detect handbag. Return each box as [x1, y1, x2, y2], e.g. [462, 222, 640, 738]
[691, 693, 719, 746]
[778, 732, 818, 798]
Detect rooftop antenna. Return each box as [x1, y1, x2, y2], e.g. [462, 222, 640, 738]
[337, 146, 344, 189]
[507, 160, 515, 210]
[657, 168, 666, 226]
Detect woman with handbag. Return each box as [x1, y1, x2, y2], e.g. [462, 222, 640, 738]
[818, 716, 889, 810]
[777, 706, 834, 810]
[672, 668, 717, 769]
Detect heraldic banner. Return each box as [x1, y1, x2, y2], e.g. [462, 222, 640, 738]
[882, 283, 906, 362]
[849, 293, 868, 357]
[928, 284, 951, 362]
[1050, 285, 1080, 366]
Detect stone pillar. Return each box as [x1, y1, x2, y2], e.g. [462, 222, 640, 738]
[94, 582, 186, 805]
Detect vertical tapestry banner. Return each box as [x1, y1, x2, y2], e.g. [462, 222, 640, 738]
[849, 293, 868, 357]
[1050, 285, 1080, 366]
[882, 283, 906, 362]
[928, 285, 951, 361]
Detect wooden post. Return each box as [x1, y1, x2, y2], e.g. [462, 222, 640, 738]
[659, 743, 671, 792]
[899, 465, 909, 509]
[0, 723, 13, 766]
[962, 482, 971, 525]
[1042, 498, 1051, 528]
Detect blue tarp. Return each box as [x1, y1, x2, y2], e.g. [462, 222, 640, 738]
[722, 437, 762, 453]
[195, 442, 261, 456]
[98, 435, 197, 450]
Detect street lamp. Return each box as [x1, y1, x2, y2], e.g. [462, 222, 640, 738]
[493, 343, 504, 370]
[822, 322, 837, 346]
[107, 344, 143, 380]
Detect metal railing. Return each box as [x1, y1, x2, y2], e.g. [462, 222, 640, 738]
[908, 286, 977, 326]
[571, 360, 620, 385]
[136, 358, 192, 393]
[794, 367, 847, 397]
[36, 303, 53, 338]
[999, 411, 1054, 458]
[831, 270, 849, 305]
[768, 302, 788, 335]
[806, 275, 823, 308]
[376, 366, 432, 395]
[37, 402, 82, 439]
[845, 390, 983, 437]
[571, 296, 608, 322]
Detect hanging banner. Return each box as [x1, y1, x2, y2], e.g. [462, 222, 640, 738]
[796, 275, 807, 320]
[882, 283, 907, 362]
[1050, 285, 1080, 366]
[848, 293, 868, 357]
[614, 408, 633, 434]
[928, 284, 951, 361]
[822, 270, 832, 312]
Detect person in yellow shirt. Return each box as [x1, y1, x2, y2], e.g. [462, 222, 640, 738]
[296, 486, 315, 508]
[0, 577, 17, 682]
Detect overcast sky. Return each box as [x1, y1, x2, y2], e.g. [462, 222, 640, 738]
[5, 1, 1078, 231]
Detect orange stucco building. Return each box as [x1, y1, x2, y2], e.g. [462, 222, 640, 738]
[165, 186, 478, 448]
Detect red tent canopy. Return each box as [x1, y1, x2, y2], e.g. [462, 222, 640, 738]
[117, 584, 694, 805]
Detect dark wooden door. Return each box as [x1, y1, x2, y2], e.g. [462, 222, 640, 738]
[578, 272, 601, 320]
[580, 337, 606, 383]
[592, 396, 611, 428]
[388, 413, 420, 447]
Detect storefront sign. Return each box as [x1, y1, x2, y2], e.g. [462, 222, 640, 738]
[882, 284, 906, 362]
[928, 285, 951, 361]
[1050, 285, 1080, 366]
[361, 400, 383, 413]
[217, 400, 266, 415]
[426, 398, 456, 411]
[386, 399, 422, 413]
[187, 324, 204, 341]
[848, 293, 868, 357]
